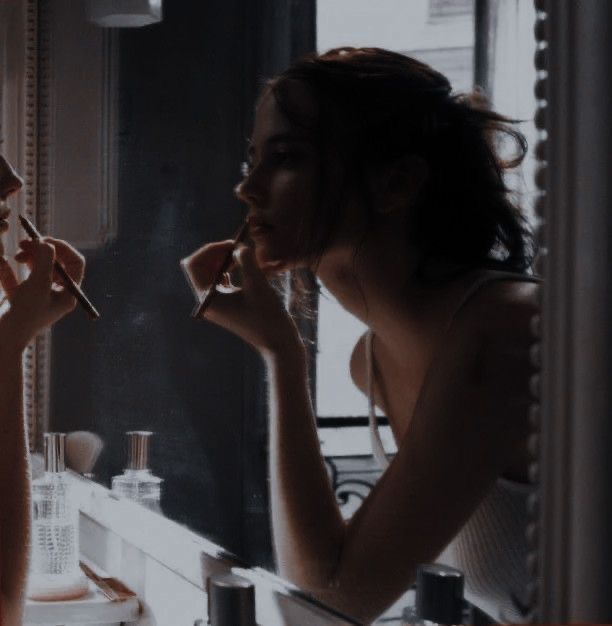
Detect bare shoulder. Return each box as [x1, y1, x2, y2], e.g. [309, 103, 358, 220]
[435, 278, 539, 462]
[453, 277, 540, 348]
[349, 332, 368, 395]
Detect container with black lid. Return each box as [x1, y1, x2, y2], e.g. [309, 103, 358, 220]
[402, 564, 465, 625]
[207, 573, 258, 626]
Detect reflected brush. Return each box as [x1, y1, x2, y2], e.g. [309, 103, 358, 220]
[191, 217, 250, 319]
[18, 214, 100, 320]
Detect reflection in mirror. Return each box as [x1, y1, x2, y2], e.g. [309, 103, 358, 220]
[31, 0, 541, 624]
[45, 0, 275, 567]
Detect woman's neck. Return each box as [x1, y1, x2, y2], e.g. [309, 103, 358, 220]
[315, 227, 456, 369]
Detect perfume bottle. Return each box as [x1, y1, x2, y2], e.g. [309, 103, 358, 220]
[111, 431, 163, 512]
[28, 433, 88, 601]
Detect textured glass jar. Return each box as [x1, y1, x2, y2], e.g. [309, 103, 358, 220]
[28, 433, 88, 601]
[111, 431, 163, 512]
[111, 468, 162, 512]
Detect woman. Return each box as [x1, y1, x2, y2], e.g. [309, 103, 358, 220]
[183, 48, 539, 624]
[0, 154, 85, 626]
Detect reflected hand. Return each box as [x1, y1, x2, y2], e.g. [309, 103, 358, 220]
[181, 241, 301, 356]
[0, 237, 85, 351]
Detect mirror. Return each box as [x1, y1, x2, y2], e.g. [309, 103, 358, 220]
[8, 0, 542, 623]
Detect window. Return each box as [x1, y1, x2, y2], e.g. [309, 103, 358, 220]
[315, 0, 475, 458]
[314, 0, 538, 463]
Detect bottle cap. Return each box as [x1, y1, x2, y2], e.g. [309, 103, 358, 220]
[207, 573, 256, 626]
[44, 432, 66, 473]
[126, 431, 152, 470]
[416, 564, 464, 625]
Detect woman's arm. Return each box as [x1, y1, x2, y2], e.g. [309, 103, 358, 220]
[265, 342, 345, 586]
[266, 309, 530, 623]
[182, 241, 348, 580]
[0, 239, 85, 625]
[0, 321, 31, 626]
[182, 243, 532, 624]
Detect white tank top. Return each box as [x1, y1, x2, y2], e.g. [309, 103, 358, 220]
[366, 270, 541, 623]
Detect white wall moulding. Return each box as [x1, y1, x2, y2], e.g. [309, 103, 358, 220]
[38, 0, 118, 249]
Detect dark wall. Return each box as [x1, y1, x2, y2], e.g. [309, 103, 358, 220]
[49, 0, 314, 567]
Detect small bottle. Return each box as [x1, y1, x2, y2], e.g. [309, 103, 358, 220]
[28, 433, 89, 601]
[412, 564, 465, 626]
[111, 431, 163, 512]
[207, 574, 257, 626]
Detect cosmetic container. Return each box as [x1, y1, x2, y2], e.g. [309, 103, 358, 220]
[407, 564, 464, 626]
[111, 431, 163, 512]
[207, 574, 258, 626]
[28, 433, 88, 601]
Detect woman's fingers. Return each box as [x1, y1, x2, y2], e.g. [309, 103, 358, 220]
[0, 256, 18, 299]
[5, 238, 82, 340]
[17, 238, 85, 288]
[49, 288, 78, 317]
[203, 289, 246, 325]
[22, 240, 55, 292]
[45, 237, 85, 284]
[184, 240, 298, 355]
[181, 240, 236, 292]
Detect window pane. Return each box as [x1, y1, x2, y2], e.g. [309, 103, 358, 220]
[317, 0, 474, 56]
[316, 286, 369, 417]
[315, 0, 475, 419]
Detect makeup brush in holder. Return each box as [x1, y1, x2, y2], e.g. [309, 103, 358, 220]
[65, 430, 104, 480]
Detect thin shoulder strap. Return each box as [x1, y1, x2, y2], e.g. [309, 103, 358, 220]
[445, 271, 541, 333]
[365, 272, 541, 470]
[366, 329, 390, 470]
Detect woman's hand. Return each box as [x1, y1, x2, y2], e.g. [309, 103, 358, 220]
[181, 241, 302, 357]
[0, 237, 85, 352]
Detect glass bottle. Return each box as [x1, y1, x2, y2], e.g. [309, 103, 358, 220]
[28, 433, 88, 601]
[111, 431, 163, 512]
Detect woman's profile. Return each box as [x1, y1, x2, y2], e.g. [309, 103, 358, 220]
[183, 47, 539, 624]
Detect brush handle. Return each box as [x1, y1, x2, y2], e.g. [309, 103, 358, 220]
[191, 218, 250, 319]
[18, 214, 100, 320]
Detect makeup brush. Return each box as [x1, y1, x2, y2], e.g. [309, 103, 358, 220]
[18, 214, 100, 320]
[191, 217, 250, 319]
[65, 431, 104, 477]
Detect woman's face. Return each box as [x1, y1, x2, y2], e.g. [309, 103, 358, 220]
[0, 154, 24, 237]
[236, 83, 320, 272]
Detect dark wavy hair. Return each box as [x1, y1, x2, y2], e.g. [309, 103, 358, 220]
[264, 47, 536, 283]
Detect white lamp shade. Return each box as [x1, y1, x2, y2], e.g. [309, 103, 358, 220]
[89, 0, 162, 28]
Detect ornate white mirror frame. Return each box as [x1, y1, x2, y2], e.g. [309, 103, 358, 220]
[0, 0, 50, 449]
[5, 0, 612, 623]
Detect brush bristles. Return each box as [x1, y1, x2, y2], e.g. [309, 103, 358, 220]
[65, 431, 104, 474]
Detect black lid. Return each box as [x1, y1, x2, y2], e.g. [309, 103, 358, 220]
[415, 564, 464, 625]
[208, 574, 256, 626]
